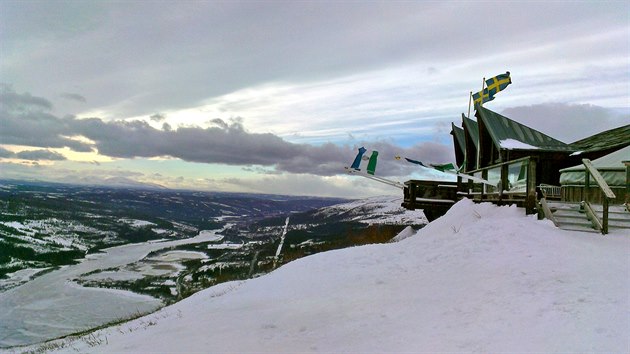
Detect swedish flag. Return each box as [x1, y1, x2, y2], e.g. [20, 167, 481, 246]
[472, 88, 491, 106]
[485, 71, 511, 99]
[472, 71, 511, 106]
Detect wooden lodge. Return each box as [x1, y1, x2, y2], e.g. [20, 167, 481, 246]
[402, 105, 630, 233]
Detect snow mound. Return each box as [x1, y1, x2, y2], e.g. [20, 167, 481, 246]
[35, 199, 629, 353]
[389, 225, 415, 242]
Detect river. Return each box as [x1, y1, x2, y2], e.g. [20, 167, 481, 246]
[0, 229, 223, 348]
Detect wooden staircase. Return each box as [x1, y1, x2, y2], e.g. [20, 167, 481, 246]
[541, 200, 630, 234]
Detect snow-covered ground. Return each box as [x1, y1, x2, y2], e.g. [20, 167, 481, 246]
[26, 199, 629, 353]
[0, 229, 225, 348]
[315, 195, 428, 224]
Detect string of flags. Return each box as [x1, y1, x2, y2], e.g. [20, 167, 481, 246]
[346, 147, 493, 188]
[345, 147, 404, 189]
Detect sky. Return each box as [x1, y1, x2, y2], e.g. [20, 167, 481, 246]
[1, 1, 629, 198]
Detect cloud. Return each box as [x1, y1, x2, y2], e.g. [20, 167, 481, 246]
[2, 87, 454, 177]
[500, 103, 629, 142]
[2, 2, 627, 119]
[60, 92, 87, 103]
[0, 83, 52, 111]
[208, 118, 229, 129]
[0, 146, 15, 158]
[150, 113, 166, 122]
[213, 173, 399, 198]
[0, 86, 93, 152]
[15, 149, 67, 161]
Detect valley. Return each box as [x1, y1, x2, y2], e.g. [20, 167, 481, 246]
[0, 180, 426, 348]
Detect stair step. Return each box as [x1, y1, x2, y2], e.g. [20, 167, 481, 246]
[543, 201, 630, 234]
[548, 204, 582, 211]
[557, 220, 595, 228]
[608, 221, 630, 229]
[558, 225, 600, 233]
[552, 211, 586, 219]
[588, 205, 628, 213]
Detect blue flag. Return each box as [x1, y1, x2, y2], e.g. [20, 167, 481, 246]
[350, 147, 367, 170]
[404, 157, 427, 167]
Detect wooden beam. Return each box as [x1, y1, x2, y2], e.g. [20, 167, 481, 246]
[539, 198, 558, 227]
[525, 158, 537, 214]
[582, 159, 616, 199]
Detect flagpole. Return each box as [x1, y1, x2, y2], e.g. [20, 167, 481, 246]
[467, 91, 472, 118]
[480, 77, 485, 107]
[475, 77, 485, 170]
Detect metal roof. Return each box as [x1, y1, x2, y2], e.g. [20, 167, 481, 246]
[450, 123, 466, 153]
[569, 124, 630, 153]
[462, 115, 479, 148]
[475, 106, 572, 151]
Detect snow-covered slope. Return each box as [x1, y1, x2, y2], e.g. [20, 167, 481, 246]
[31, 199, 629, 353]
[313, 195, 427, 225]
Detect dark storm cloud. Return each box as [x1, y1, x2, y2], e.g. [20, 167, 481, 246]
[501, 103, 630, 142]
[0, 145, 68, 161]
[1, 87, 454, 176]
[0, 83, 53, 110]
[15, 149, 67, 161]
[0, 87, 93, 152]
[60, 92, 87, 103]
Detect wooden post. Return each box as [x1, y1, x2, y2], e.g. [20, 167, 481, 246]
[481, 169, 488, 201]
[585, 168, 590, 201]
[500, 164, 509, 201]
[409, 182, 417, 210]
[526, 158, 537, 214]
[625, 162, 630, 204]
[602, 197, 609, 234]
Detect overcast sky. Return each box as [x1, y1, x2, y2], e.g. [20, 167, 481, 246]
[1, 1, 628, 198]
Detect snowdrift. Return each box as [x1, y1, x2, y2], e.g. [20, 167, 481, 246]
[36, 199, 629, 353]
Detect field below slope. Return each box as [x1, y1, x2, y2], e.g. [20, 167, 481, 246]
[25, 199, 630, 353]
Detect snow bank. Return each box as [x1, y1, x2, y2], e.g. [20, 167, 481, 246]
[389, 225, 415, 242]
[36, 199, 629, 353]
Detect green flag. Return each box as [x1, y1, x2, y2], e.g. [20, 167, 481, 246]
[367, 151, 378, 175]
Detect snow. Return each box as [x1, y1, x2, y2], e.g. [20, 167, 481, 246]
[317, 195, 427, 224]
[29, 199, 629, 353]
[207, 243, 243, 250]
[119, 218, 156, 228]
[389, 225, 416, 242]
[197, 230, 223, 241]
[499, 138, 540, 150]
[0, 229, 226, 347]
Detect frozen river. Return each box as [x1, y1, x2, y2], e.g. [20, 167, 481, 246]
[0, 230, 223, 348]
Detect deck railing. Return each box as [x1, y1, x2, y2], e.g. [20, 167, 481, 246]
[582, 158, 616, 234]
[461, 156, 538, 214]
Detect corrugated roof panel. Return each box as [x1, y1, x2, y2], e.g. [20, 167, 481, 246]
[463, 116, 479, 148]
[512, 122, 526, 141]
[476, 106, 572, 151]
[451, 123, 466, 152]
[570, 124, 630, 153]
